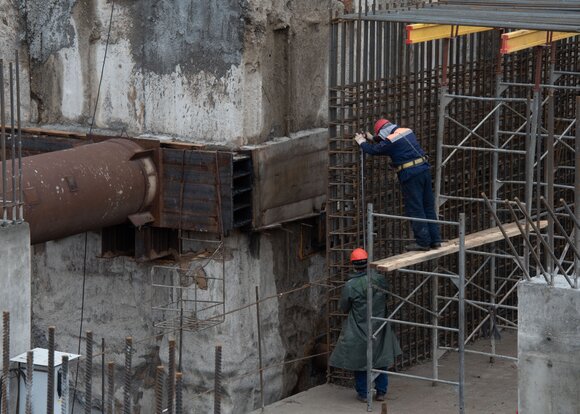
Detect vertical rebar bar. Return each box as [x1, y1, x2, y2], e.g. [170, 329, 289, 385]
[214, 345, 222, 414]
[155, 366, 164, 414]
[167, 339, 176, 414]
[458, 213, 465, 414]
[85, 331, 93, 414]
[532, 47, 543, 268]
[106, 362, 114, 414]
[25, 350, 33, 414]
[1, 312, 9, 414]
[61, 355, 69, 414]
[9, 62, 15, 221]
[101, 338, 105, 413]
[575, 95, 580, 289]
[178, 307, 184, 372]
[15, 50, 22, 222]
[1, 60, 7, 222]
[123, 337, 132, 414]
[255, 286, 265, 410]
[47, 326, 55, 414]
[366, 203, 374, 412]
[434, 38, 450, 213]
[175, 372, 183, 414]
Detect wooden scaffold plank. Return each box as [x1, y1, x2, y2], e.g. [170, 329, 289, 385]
[371, 221, 548, 273]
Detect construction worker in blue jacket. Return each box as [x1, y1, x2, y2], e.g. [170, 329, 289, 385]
[354, 117, 441, 251]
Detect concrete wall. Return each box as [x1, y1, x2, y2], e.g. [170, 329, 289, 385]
[0, 223, 31, 368]
[11, 0, 339, 145]
[0, 2, 335, 412]
[31, 224, 326, 413]
[518, 276, 580, 414]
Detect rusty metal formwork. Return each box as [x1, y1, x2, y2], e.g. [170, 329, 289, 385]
[326, 4, 579, 384]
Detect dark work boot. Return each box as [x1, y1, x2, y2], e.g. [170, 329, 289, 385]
[405, 243, 430, 252]
[430, 242, 442, 249]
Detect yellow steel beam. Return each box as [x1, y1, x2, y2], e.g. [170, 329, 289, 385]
[501, 30, 579, 54]
[406, 24, 493, 44]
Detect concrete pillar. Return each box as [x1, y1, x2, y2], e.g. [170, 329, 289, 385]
[0, 223, 31, 369]
[518, 276, 580, 414]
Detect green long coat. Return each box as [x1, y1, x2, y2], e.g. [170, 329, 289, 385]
[329, 271, 402, 371]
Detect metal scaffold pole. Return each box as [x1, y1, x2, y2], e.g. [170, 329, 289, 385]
[575, 96, 580, 289]
[458, 213, 466, 414]
[366, 203, 374, 412]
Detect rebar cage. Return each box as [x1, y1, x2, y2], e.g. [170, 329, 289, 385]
[151, 240, 226, 334]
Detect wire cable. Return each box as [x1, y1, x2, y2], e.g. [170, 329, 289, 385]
[71, 232, 88, 412]
[72, 1, 115, 410]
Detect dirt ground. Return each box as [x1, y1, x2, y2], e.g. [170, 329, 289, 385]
[251, 330, 518, 414]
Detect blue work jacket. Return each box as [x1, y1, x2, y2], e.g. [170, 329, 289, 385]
[360, 127, 429, 183]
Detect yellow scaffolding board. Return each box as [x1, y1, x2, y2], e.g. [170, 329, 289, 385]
[406, 24, 493, 44]
[501, 30, 579, 54]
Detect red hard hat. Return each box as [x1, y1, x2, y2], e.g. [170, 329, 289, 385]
[374, 119, 390, 136]
[351, 248, 368, 262]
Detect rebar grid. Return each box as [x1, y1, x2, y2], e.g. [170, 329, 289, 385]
[1, 312, 8, 414]
[123, 337, 132, 414]
[214, 345, 222, 414]
[175, 372, 183, 414]
[327, 10, 579, 383]
[155, 365, 165, 414]
[167, 339, 176, 414]
[25, 351, 32, 414]
[84, 331, 93, 414]
[47, 326, 55, 414]
[0, 53, 24, 225]
[61, 355, 69, 414]
[106, 362, 114, 414]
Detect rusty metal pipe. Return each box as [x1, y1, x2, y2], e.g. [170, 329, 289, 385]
[1, 138, 157, 244]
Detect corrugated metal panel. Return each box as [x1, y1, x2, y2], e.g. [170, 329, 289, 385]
[159, 148, 234, 234]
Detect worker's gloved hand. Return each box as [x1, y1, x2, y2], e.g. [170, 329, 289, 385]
[365, 131, 373, 140]
[354, 133, 366, 145]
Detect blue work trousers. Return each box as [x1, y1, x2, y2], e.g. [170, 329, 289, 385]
[354, 368, 388, 398]
[400, 169, 442, 247]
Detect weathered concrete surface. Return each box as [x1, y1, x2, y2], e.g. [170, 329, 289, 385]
[20, 0, 340, 144]
[518, 276, 580, 414]
[31, 223, 326, 413]
[244, 128, 328, 228]
[0, 0, 33, 123]
[0, 223, 31, 368]
[252, 331, 519, 413]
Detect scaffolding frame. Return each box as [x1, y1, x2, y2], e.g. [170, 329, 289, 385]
[327, 2, 579, 411]
[366, 207, 466, 412]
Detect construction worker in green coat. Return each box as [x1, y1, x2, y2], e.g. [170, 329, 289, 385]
[329, 247, 402, 402]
